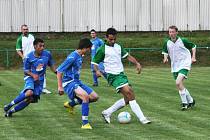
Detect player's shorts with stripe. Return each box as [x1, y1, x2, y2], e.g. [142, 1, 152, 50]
[20, 77, 44, 102]
[107, 72, 129, 92]
[173, 69, 189, 80]
[63, 79, 93, 101]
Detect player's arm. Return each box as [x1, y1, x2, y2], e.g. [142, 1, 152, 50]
[127, 55, 141, 74]
[47, 52, 57, 74]
[91, 46, 105, 77]
[162, 39, 169, 63]
[23, 57, 38, 81]
[182, 38, 197, 63]
[56, 72, 64, 95]
[16, 36, 24, 59]
[163, 54, 168, 64]
[56, 55, 75, 95]
[191, 47, 196, 63]
[93, 64, 102, 77]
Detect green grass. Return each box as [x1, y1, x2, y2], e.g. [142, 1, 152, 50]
[0, 67, 210, 140]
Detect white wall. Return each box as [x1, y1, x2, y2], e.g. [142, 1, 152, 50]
[0, 0, 209, 32]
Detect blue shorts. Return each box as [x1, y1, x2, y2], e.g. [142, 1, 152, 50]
[21, 77, 44, 96]
[91, 63, 105, 73]
[63, 80, 93, 101]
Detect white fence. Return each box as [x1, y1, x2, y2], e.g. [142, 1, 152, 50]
[0, 0, 210, 32]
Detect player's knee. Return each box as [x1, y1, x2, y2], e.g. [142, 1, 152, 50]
[176, 81, 182, 88]
[25, 90, 33, 97]
[81, 94, 90, 103]
[93, 95, 99, 102]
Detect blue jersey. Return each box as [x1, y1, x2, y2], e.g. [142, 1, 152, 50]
[91, 37, 104, 60]
[23, 50, 55, 81]
[56, 50, 82, 83]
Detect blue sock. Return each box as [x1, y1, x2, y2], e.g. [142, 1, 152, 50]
[81, 102, 89, 125]
[9, 91, 26, 108]
[93, 72, 98, 84]
[10, 101, 30, 113]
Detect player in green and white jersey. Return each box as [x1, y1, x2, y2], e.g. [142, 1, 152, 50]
[16, 24, 35, 59]
[16, 25, 51, 94]
[162, 25, 196, 110]
[92, 28, 151, 124]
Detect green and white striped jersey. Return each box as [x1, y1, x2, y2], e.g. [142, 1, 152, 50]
[92, 43, 128, 74]
[162, 36, 196, 72]
[16, 33, 35, 58]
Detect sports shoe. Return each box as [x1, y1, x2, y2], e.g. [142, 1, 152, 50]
[181, 103, 188, 111]
[5, 111, 12, 117]
[102, 111, 111, 124]
[42, 88, 52, 94]
[92, 83, 98, 87]
[64, 101, 74, 114]
[188, 99, 195, 108]
[81, 123, 92, 129]
[140, 118, 151, 124]
[4, 104, 10, 112]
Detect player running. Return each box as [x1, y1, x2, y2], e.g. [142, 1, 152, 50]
[4, 38, 56, 117]
[162, 25, 196, 110]
[57, 38, 99, 129]
[92, 28, 151, 124]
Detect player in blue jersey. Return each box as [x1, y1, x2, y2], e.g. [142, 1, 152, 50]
[4, 38, 57, 117]
[57, 38, 99, 129]
[90, 29, 107, 86]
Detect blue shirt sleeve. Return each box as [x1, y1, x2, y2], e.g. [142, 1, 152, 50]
[56, 54, 75, 73]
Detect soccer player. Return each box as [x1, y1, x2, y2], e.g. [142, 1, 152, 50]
[4, 38, 56, 117]
[91, 28, 151, 124]
[57, 38, 99, 129]
[16, 25, 51, 94]
[90, 29, 107, 86]
[162, 25, 196, 110]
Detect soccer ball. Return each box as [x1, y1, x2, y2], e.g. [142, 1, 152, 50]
[117, 111, 131, 124]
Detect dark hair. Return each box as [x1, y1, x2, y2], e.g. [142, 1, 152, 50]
[169, 25, 178, 32]
[90, 29, 96, 33]
[21, 24, 28, 29]
[78, 38, 92, 49]
[33, 38, 44, 46]
[106, 28, 117, 37]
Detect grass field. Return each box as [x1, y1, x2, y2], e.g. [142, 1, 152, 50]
[0, 67, 210, 140]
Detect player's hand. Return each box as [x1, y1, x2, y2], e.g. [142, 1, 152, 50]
[163, 58, 168, 64]
[95, 70, 102, 77]
[191, 57, 196, 63]
[32, 74, 39, 81]
[136, 63, 142, 74]
[58, 87, 64, 96]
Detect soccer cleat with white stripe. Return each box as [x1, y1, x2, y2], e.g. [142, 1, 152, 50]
[140, 118, 151, 124]
[101, 111, 111, 124]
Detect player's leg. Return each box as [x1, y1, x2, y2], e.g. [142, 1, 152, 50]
[101, 73, 127, 123]
[176, 72, 195, 110]
[120, 85, 151, 124]
[63, 82, 80, 113]
[74, 86, 92, 129]
[4, 88, 33, 113]
[91, 64, 98, 86]
[5, 98, 31, 117]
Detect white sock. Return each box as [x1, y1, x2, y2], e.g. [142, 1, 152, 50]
[179, 89, 188, 104]
[185, 88, 193, 103]
[43, 75, 46, 89]
[129, 100, 146, 121]
[104, 98, 126, 115]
